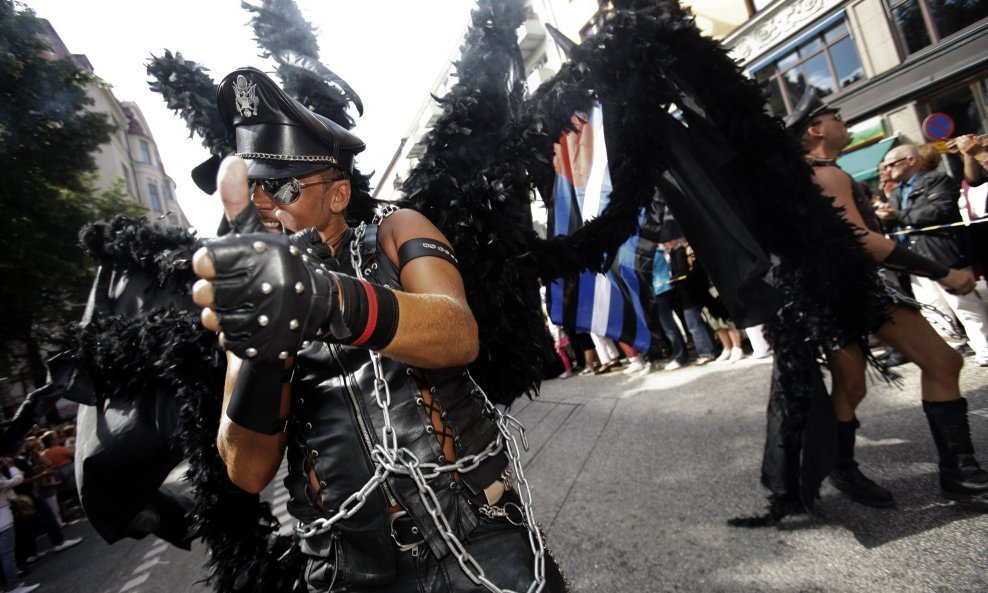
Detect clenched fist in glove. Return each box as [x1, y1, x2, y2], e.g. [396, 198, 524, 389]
[192, 232, 399, 361]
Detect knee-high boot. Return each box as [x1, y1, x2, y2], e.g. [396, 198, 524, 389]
[829, 417, 895, 507]
[923, 398, 988, 497]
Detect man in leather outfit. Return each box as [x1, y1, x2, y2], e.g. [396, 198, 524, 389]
[786, 89, 988, 508]
[191, 68, 566, 592]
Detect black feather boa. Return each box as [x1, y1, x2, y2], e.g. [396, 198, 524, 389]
[146, 51, 232, 158]
[400, 0, 891, 515]
[521, 1, 893, 509]
[242, 0, 364, 127]
[398, 0, 547, 405]
[75, 217, 307, 592]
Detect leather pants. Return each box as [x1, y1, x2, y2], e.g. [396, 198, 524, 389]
[307, 508, 569, 593]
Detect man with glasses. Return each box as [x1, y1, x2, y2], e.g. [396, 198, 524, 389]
[877, 144, 988, 368]
[189, 68, 567, 592]
[785, 89, 988, 508]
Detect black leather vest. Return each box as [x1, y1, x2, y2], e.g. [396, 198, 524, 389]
[285, 224, 507, 586]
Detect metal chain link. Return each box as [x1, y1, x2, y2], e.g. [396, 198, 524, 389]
[295, 218, 546, 593]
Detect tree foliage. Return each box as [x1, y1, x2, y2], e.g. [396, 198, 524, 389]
[0, 1, 127, 383]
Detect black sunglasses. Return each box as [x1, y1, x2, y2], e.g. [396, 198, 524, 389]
[881, 157, 907, 170]
[250, 176, 345, 205]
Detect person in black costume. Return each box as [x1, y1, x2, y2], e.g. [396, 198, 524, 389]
[786, 89, 988, 507]
[190, 68, 566, 593]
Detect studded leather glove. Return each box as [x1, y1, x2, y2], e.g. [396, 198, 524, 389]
[204, 231, 399, 361]
[205, 232, 338, 361]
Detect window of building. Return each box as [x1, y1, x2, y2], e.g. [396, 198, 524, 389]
[752, 19, 864, 116]
[148, 183, 162, 211]
[168, 214, 180, 227]
[163, 183, 174, 202]
[139, 140, 153, 165]
[885, 0, 988, 56]
[922, 75, 988, 138]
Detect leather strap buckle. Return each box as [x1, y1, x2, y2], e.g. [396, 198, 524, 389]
[389, 510, 424, 552]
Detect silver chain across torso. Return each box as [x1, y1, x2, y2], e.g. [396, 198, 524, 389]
[294, 212, 546, 593]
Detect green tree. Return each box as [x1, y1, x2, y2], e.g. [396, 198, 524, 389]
[89, 177, 146, 221]
[0, 0, 121, 387]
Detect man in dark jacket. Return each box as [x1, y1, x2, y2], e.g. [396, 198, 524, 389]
[879, 143, 988, 366]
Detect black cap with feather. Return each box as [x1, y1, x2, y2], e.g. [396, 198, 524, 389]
[146, 0, 378, 223]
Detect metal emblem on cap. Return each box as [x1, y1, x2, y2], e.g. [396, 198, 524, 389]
[233, 75, 259, 118]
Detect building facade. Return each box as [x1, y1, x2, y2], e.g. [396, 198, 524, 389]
[378, 0, 986, 195]
[37, 20, 189, 226]
[723, 0, 987, 181]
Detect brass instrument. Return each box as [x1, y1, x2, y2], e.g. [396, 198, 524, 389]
[934, 133, 988, 154]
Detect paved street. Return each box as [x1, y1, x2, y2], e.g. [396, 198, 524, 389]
[18, 355, 988, 593]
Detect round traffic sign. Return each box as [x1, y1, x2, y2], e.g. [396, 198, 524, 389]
[922, 112, 955, 140]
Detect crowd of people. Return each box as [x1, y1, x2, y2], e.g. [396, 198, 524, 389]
[542, 130, 988, 389]
[541, 224, 773, 381]
[0, 422, 82, 593]
[870, 134, 988, 367]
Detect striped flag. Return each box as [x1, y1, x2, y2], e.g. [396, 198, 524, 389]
[546, 103, 655, 353]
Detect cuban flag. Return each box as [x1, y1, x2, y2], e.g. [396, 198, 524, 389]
[546, 103, 655, 354]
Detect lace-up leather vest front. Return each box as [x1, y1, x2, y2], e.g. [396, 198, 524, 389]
[284, 224, 507, 586]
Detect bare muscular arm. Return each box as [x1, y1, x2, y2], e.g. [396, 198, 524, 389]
[215, 353, 291, 493]
[811, 166, 973, 294]
[376, 209, 479, 368]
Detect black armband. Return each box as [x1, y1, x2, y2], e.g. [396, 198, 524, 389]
[397, 238, 458, 273]
[225, 360, 290, 434]
[883, 243, 950, 279]
[330, 275, 400, 351]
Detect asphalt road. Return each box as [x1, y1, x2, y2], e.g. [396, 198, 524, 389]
[19, 354, 988, 593]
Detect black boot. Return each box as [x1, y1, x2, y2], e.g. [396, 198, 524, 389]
[923, 398, 988, 498]
[829, 418, 895, 508]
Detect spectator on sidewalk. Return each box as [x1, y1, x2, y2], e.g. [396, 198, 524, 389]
[0, 456, 39, 593]
[572, 331, 600, 375]
[540, 285, 576, 379]
[681, 246, 744, 363]
[590, 333, 623, 374]
[617, 342, 649, 375]
[663, 227, 717, 366]
[745, 324, 772, 359]
[12, 443, 81, 562]
[649, 243, 690, 370]
[38, 431, 77, 524]
[880, 144, 988, 366]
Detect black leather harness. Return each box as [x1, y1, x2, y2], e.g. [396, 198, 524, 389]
[284, 224, 507, 586]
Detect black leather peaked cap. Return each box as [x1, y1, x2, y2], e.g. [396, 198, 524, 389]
[784, 87, 839, 132]
[218, 67, 364, 181]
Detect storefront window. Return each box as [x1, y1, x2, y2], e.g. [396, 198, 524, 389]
[924, 76, 988, 137]
[886, 0, 988, 56]
[752, 18, 864, 116]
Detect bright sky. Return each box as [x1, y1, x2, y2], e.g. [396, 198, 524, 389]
[24, 0, 475, 234]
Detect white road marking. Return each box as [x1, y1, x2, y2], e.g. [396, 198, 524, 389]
[119, 571, 150, 592]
